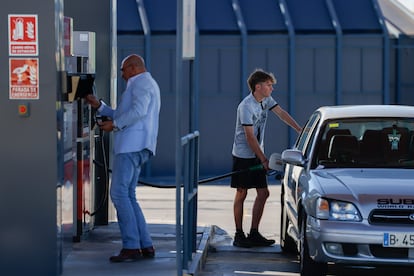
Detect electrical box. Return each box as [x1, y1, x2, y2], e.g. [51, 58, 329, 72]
[66, 31, 95, 74]
[64, 28, 95, 102]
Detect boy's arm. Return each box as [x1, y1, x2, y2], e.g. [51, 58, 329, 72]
[272, 105, 302, 133]
[243, 125, 269, 170]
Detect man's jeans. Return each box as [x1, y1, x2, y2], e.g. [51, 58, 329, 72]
[110, 150, 153, 249]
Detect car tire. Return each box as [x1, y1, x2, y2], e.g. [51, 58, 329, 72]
[299, 213, 328, 276]
[280, 191, 297, 254]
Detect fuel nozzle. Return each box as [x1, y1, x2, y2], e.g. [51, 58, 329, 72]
[247, 163, 284, 179]
[248, 164, 265, 171]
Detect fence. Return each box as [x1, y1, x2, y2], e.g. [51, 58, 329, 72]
[176, 131, 200, 275]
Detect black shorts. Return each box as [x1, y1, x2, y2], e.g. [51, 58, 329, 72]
[230, 156, 267, 189]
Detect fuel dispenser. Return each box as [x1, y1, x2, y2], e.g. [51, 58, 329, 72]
[62, 22, 100, 242]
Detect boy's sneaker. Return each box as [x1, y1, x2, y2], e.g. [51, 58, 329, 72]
[247, 231, 275, 247]
[233, 231, 252, 248]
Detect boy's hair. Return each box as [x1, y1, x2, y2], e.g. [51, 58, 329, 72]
[247, 69, 277, 92]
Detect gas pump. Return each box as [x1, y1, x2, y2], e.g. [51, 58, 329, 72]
[72, 75, 95, 242]
[62, 22, 98, 242]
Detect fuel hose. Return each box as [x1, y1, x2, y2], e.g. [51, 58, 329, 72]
[92, 160, 281, 188]
[88, 118, 283, 216]
[87, 159, 282, 217]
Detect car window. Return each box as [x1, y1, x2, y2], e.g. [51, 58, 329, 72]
[296, 112, 320, 153]
[304, 120, 320, 162]
[314, 117, 414, 169]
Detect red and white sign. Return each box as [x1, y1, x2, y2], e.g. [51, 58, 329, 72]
[8, 14, 38, 56]
[64, 17, 73, 56]
[9, 58, 39, 100]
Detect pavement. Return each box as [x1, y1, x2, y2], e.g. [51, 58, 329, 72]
[61, 221, 287, 276]
[62, 222, 212, 276]
[61, 181, 282, 276]
[62, 181, 414, 276]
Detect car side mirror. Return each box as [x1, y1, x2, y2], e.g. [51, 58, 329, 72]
[282, 149, 306, 166]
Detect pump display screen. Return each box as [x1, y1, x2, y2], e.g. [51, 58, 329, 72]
[74, 74, 95, 99]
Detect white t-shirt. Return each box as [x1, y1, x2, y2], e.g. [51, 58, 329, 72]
[232, 93, 278, 158]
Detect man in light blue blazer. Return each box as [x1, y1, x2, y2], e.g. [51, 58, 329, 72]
[86, 54, 161, 262]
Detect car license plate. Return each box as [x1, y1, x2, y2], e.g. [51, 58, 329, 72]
[383, 233, 414, 248]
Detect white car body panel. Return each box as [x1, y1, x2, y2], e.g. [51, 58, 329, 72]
[279, 105, 414, 270]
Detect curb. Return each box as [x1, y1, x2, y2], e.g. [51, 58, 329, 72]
[185, 226, 213, 276]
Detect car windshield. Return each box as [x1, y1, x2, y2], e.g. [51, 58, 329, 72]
[314, 118, 414, 169]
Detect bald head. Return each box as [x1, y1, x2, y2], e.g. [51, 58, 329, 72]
[120, 54, 146, 80]
[123, 54, 145, 68]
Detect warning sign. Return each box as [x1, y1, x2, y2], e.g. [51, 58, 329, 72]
[9, 58, 39, 100]
[8, 14, 38, 56]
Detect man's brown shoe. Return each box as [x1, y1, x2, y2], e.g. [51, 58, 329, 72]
[109, 249, 142, 262]
[141, 246, 155, 258]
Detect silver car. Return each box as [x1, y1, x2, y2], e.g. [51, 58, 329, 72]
[273, 105, 414, 276]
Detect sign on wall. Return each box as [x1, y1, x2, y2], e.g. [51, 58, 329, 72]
[8, 14, 38, 56]
[9, 58, 39, 100]
[8, 14, 39, 100]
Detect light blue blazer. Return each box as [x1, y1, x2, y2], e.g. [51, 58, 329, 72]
[98, 72, 161, 155]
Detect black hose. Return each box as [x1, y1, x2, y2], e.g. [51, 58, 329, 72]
[92, 160, 280, 189]
[87, 129, 109, 216]
[85, 114, 110, 216]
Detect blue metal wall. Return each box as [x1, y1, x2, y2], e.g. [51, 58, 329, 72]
[117, 0, 414, 176]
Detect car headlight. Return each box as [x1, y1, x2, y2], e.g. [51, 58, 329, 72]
[316, 198, 362, 221]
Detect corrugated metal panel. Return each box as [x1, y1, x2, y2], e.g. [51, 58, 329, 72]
[145, 0, 176, 33]
[117, 0, 385, 34]
[114, 0, 408, 176]
[117, 0, 238, 34]
[286, 0, 335, 33]
[333, 0, 383, 33]
[239, 0, 286, 33]
[117, 0, 143, 33]
[197, 0, 239, 33]
[117, 0, 177, 34]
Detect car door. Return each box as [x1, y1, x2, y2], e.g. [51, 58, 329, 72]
[284, 112, 320, 230]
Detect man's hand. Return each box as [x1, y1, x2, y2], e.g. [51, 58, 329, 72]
[98, 120, 115, 132]
[85, 95, 101, 109]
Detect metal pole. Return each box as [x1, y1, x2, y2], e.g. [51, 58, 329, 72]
[326, 0, 343, 105]
[176, 0, 184, 274]
[396, 36, 401, 103]
[136, 0, 152, 70]
[279, 0, 296, 146]
[232, 0, 248, 100]
[372, 0, 390, 104]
